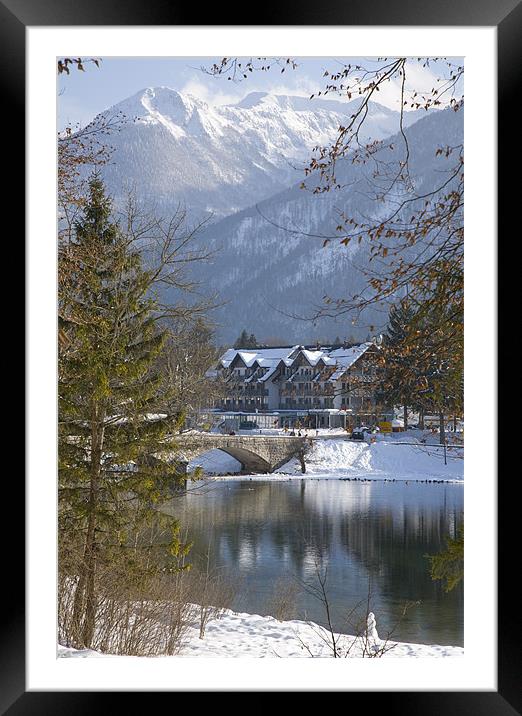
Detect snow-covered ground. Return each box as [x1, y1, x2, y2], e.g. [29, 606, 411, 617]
[209, 426, 463, 442]
[58, 608, 463, 659]
[188, 450, 243, 475]
[190, 436, 463, 482]
[278, 438, 463, 482]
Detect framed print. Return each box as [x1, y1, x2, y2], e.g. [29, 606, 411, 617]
[6, 0, 516, 709]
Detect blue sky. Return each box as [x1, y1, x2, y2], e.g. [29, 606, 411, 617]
[58, 56, 463, 130]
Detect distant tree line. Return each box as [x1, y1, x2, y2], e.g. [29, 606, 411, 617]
[233, 329, 259, 349]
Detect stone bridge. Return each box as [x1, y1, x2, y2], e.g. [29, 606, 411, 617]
[168, 434, 308, 474]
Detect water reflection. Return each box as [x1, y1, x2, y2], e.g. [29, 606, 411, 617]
[160, 480, 464, 646]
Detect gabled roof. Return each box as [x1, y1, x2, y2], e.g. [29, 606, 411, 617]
[217, 342, 376, 380]
[219, 347, 238, 368]
[328, 343, 373, 381]
[220, 346, 300, 369]
[300, 349, 325, 366]
[258, 365, 280, 382]
[226, 351, 258, 369]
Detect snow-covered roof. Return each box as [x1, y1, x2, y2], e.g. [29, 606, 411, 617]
[258, 365, 279, 382]
[300, 349, 324, 366]
[220, 346, 299, 368]
[329, 342, 372, 363]
[219, 347, 238, 368]
[217, 342, 375, 380]
[327, 343, 373, 381]
[255, 357, 281, 368]
[237, 351, 259, 368]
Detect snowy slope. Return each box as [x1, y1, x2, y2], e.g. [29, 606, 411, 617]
[185, 106, 463, 343]
[58, 607, 463, 658]
[277, 438, 464, 481]
[88, 89, 461, 344]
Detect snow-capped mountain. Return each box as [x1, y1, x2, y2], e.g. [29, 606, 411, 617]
[87, 88, 461, 344]
[99, 87, 431, 218]
[183, 106, 463, 344]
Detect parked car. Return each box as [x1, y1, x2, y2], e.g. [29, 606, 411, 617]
[350, 429, 366, 441]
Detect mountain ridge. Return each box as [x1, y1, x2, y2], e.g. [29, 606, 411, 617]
[86, 88, 461, 344]
[184, 105, 463, 344]
[98, 86, 438, 218]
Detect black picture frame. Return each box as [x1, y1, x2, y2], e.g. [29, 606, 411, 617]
[7, 0, 516, 709]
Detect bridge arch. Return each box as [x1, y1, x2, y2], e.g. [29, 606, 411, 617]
[187, 446, 270, 474]
[170, 434, 307, 474]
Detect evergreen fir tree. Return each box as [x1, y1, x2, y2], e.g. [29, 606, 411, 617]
[380, 297, 463, 439]
[427, 526, 464, 592]
[59, 176, 190, 648]
[379, 299, 417, 427]
[233, 329, 249, 349]
[233, 329, 258, 349]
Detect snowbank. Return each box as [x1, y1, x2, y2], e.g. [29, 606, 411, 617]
[187, 449, 242, 475]
[277, 438, 463, 482]
[58, 608, 463, 659]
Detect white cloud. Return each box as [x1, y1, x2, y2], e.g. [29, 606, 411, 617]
[179, 78, 241, 107]
[180, 71, 322, 107]
[350, 59, 461, 111]
[174, 58, 463, 112]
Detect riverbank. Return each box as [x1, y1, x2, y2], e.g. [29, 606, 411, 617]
[278, 438, 463, 481]
[191, 437, 464, 482]
[58, 607, 463, 659]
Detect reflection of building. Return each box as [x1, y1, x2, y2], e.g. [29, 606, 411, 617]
[207, 342, 383, 426]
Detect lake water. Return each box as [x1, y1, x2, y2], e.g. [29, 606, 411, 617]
[161, 479, 464, 647]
